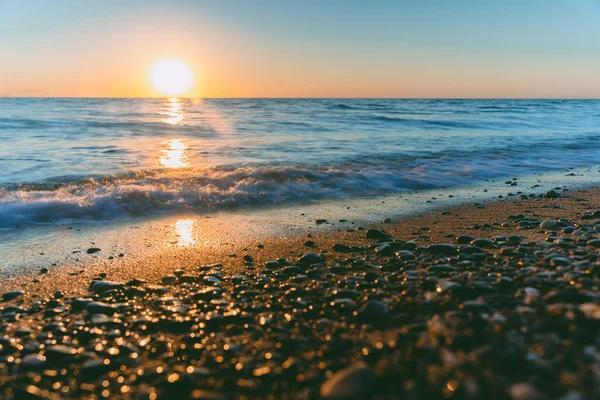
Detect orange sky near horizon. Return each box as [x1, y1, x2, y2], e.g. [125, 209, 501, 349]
[1, 1, 599, 99]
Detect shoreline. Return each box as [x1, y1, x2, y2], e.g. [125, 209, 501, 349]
[0, 183, 598, 292]
[0, 185, 599, 398]
[3, 164, 600, 276]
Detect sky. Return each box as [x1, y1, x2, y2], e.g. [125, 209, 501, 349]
[0, 0, 599, 98]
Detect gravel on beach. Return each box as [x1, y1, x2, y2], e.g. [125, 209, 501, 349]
[0, 188, 599, 399]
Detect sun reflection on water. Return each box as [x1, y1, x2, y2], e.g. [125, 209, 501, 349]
[174, 219, 196, 246]
[163, 97, 184, 125]
[160, 139, 189, 168]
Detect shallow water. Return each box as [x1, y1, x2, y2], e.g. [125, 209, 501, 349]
[1, 98, 599, 228]
[1, 164, 599, 272]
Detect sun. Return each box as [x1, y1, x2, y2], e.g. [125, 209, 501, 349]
[149, 59, 194, 96]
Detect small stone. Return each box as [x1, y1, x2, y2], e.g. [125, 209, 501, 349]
[45, 345, 78, 363]
[461, 300, 490, 313]
[265, 260, 281, 269]
[333, 243, 352, 253]
[396, 250, 415, 260]
[87, 247, 101, 254]
[161, 275, 177, 284]
[2, 291, 25, 301]
[437, 281, 462, 293]
[544, 290, 595, 304]
[86, 301, 117, 315]
[365, 229, 389, 239]
[428, 265, 456, 273]
[509, 382, 545, 400]
[90, 313, 111, 325]
[20, 354, 47, 370]
[90, 281, 124, 293]
[428, 244, 457, 255]
[80, 359, 108, 376]
[320, 362, 376, 399]
[375, 243, 392, 255]
[456, 235, 474, 244]
[539, 220, 557, 230]
[587, 239, 600, 248]
[402, 241, 417, 250]
[297, 253, 325, 266]
[71, 298, 93, 311]
[470, 238, 494, 248]
[579, 303, 600, 319]
[359, 300, 389, 319]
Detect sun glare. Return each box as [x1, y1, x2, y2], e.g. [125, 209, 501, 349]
[149, 59, 194, 96]
[160, 139, 189, 168]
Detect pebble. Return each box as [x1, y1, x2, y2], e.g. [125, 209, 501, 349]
[2, 290, 25, 301]
[509, 382, 545, 400]
[457, 235, 474, 244]
[90, 313, 111, 324]
[20, 354, 47, 370]
[320, 362, 376, 399]
[297, 252, 325, 266]
[579, 303, 600, 319]
[365, 229, 389, 239]
[0, 201, 598, 398]
[427, 243, 457, 255]
[86, 301, 118, 315]
[359, 300, 389, 319]
[333, 243, 352, 253]
[539, 220, 557, 230]
[90, 280, 124, 293]
[44, 345, 78, 362]
[375, 243, 392, 255]
[471, 238, 494, 248]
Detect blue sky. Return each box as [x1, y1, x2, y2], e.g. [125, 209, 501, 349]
[1, 0, 599, 97]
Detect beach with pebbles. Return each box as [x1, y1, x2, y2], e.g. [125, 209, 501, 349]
[0, 186, 599, 399]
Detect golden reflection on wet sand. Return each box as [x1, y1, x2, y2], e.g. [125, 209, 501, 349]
[174, 219, 196, 246]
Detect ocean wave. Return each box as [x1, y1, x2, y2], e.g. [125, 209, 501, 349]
[368, 115, 489, 129]
[0, 116, 223, 137]
[331, 104, 360, 110]
[0, 160, 491, 228]
[2, 140, 598, 229]
[0, 117, 57, 130]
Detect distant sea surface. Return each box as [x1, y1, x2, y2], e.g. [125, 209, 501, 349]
[1, 98, 599, 229]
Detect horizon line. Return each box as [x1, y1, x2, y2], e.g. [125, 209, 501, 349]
[1, 96, 600, 100]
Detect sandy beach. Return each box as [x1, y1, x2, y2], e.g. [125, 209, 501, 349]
[1, 185, 599, 399]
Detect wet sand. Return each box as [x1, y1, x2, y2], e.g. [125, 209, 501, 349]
[0, 186, 599, 398]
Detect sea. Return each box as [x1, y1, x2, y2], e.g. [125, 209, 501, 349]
[1, 98, 599, 270]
